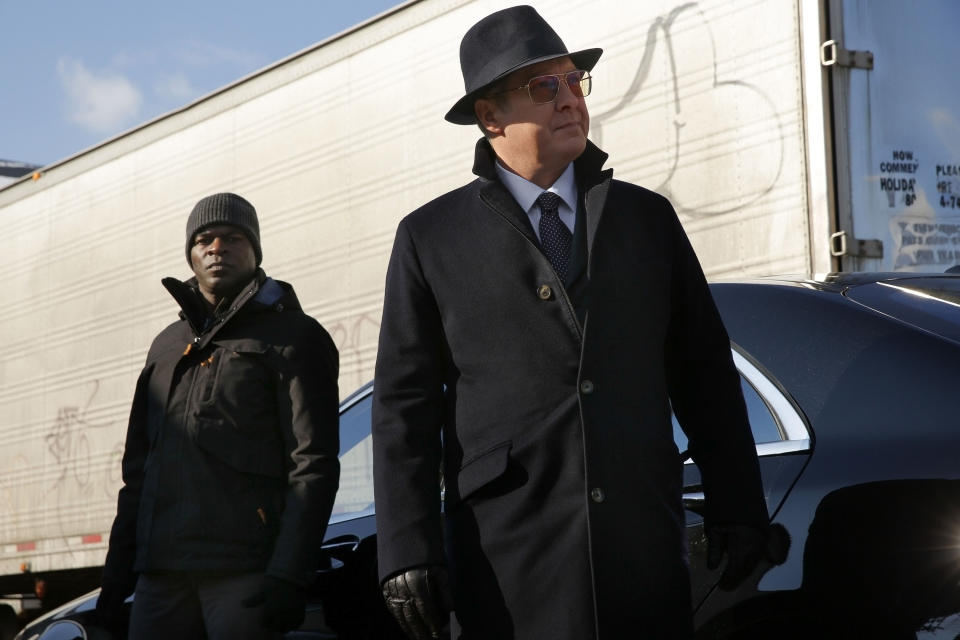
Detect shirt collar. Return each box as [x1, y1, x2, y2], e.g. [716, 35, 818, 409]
[494, 162, 577, 213]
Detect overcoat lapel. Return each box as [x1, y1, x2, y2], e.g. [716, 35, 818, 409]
[472, 139, 541, 248]
[584, 172, 611, 268]
[477, 180, 540, 247]
[574, 143, 614, 276]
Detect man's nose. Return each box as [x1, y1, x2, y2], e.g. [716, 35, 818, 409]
[207, 237, 226, 253]
[555, 78, 579, 108]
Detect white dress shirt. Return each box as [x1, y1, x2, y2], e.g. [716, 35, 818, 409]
[495, 162, 577, 241]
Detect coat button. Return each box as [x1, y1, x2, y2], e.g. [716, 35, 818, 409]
[537, 284, 552, 300]
[590, 488, 605, 503]
[580, 379, 594, 394]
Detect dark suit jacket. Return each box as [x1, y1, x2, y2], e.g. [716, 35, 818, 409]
[372, 139, 767, 639]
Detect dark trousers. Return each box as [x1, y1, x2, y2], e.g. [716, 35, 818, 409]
[128, 571, 282, 640]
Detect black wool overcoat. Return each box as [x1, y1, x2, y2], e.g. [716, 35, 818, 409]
[372, 139, 767, 639]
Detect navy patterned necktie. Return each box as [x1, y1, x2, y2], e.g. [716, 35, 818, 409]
[536, 191, 572, 280]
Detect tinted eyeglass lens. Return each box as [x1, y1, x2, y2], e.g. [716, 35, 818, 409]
[568, 71, 591, 98]
[526, 72, 592, 103]
[528, 75, 561, 104]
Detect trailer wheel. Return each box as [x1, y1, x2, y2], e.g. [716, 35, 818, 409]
[0, 604, 18, 640]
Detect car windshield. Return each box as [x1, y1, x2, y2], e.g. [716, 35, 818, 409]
[844, 277, 960, 344]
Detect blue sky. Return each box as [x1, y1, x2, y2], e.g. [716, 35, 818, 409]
[0, 0, 401, 167]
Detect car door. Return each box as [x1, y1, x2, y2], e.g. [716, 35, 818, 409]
[302, 384, 407, 639]
[674, 345, 812, 610]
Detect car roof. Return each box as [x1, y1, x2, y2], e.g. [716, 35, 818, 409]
[712, 272, 960, 345]
[340, 380, 373, 410]
[710, 274, 960, 457]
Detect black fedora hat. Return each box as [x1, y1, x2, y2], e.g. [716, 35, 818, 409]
[445, 5, 602, 125]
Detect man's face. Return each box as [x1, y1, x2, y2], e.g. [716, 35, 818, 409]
[189, 224, 257, 305]
[477, 56, 590, 186]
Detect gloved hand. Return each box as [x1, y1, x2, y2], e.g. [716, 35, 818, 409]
[707, 523, 769, 591]
[241, 575, 307, 632]
[95, 580, 134, 632]
[381, 565, 452, 640]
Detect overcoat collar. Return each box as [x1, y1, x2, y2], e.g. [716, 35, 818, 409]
[471, 137, 613, 267]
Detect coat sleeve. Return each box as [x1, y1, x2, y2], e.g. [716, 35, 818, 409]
[371, 219, 448, 583]
[266, 323, 341, 586]
[101, 362, 153, 594]
[662, 208, 769, 530]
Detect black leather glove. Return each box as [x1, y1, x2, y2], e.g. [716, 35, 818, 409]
[95, 580, 134, 633]
[707, 523, 768, 591]
[381, 565, 452, 640]
[241, 575, 307, 632]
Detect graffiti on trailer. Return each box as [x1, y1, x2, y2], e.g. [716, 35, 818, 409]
[326, 312, 382, 393]
[46, 407, 92, 491]
[590, 2, 786, 217]
[43, 381, 120, 499]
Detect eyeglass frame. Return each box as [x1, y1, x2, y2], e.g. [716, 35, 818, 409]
[487, 69, 593, 105]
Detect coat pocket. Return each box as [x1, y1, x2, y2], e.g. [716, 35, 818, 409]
[449, 441, 512, 508]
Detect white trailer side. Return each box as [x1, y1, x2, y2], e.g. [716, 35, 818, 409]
[0, 0, 815, 601]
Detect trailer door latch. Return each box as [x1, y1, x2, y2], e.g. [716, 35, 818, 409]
[830, 230, 883, 258]
[821, 40, 874, 69]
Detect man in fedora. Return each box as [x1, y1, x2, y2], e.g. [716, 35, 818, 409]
[372, 6, 769, 639]
[97, 193, 340, 638]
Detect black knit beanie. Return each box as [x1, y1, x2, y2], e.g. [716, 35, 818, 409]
[185, 193, 262, 266]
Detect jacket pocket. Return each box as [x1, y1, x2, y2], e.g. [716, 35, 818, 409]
[195, 339, 277, 432]
[194, 416, 286, 479]
[450, 441, 512, 507]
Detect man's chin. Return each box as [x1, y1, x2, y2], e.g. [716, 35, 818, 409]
[556, 135, 587, 164]
[200, 274, 253, 302]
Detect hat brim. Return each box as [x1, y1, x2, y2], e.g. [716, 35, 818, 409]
[445, 47, 603, 125]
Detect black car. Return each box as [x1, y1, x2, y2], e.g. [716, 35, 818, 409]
[16, 273, 960, 640]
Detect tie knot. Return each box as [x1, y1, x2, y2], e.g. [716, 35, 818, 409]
[536, 191, 562, 215]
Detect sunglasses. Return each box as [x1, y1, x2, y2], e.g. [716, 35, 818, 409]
[492, 70, 593, 105]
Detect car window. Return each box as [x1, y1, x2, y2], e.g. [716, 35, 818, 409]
[330, 392, 375, 522]
[741, 377, 783, 443]
[672, 375, 781, 454]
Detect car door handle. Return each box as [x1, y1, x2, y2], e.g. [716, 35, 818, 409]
[683, 489, 706, 516]
[318, 534, 360, 571]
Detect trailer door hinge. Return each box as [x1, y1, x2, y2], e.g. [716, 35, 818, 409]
[830, 230, 883, 258]
[820, 40, 874, 69]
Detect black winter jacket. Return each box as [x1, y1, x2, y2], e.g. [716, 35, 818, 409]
[102, 270, 339, 593]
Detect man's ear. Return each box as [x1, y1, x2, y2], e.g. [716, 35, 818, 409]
[474, 98, 504, 137]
